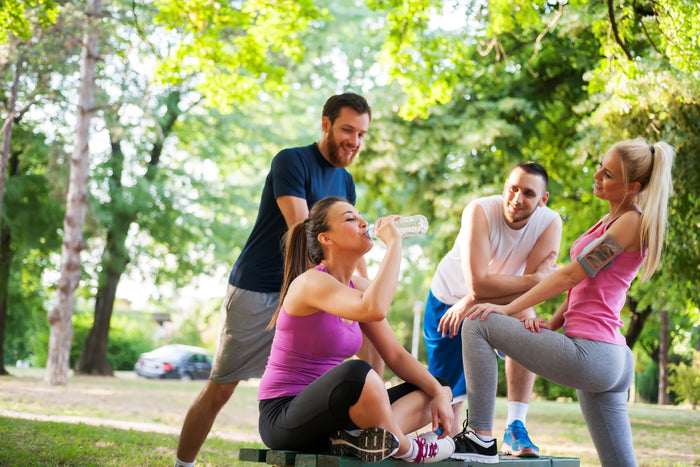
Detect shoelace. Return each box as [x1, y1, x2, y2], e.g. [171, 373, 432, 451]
[412, 437, 438, 463]
[509, 425, 533, 444]
[455, 420, 472, 441]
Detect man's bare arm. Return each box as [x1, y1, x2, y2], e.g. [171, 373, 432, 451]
[465, 209, 562, 300]
[277, 195, 309, 228]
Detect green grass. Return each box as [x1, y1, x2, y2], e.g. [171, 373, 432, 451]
[0, 417, 261, 466]
[1, 368, 698, 466]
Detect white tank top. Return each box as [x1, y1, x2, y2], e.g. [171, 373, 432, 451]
[431, 195, 559, 305]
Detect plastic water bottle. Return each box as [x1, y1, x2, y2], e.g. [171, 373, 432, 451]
[367, 215, 429, 238]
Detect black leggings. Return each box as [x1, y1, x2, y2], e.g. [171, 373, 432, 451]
[258, 360, 446, 453]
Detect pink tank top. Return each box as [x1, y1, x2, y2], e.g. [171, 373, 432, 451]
[563, 218, 646, 345]
[257, 265, 363, 400]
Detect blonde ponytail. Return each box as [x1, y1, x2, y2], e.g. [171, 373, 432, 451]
[613, 138, 675, 282]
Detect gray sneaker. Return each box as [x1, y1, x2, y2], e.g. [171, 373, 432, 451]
[329, 427, 400, 462]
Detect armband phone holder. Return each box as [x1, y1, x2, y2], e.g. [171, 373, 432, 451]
[576, 233, 622, 277]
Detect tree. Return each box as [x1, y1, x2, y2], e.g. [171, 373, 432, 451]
[0, 57, 22, 225]
[0, 2, 80, 375]
[668, 349, 700, 409]
[2, 0, 696, 395]
[74, 0, 326, 375]
[0, 0, 57, 43]
[45, 0, 102, 386]
[0, 126, 63, 374]
[75, 90, 188, 375]
[357, 2, 601, 259]
[151, 0, 322, 111]
[0, 0, 58, 232]
[658, 309, 670, 404]
[363, 0, 699, 352]
[353, 1, 700, 403]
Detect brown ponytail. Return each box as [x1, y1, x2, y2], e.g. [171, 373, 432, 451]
[266, 196, 349, 329]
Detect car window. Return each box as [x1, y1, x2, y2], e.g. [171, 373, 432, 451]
[148, 346, 188, 359]
[191, 353, 211, 363]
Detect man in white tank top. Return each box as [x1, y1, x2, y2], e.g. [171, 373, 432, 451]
[423, 162, 562, 458]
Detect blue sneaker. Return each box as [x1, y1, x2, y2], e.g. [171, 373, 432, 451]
[501, 420, 540, 458]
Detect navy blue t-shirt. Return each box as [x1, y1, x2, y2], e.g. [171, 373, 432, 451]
[229, 143, 357, 292]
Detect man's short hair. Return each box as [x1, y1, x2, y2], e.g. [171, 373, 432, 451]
[323, 92, 371, 124]
[515, 161, 549, 189]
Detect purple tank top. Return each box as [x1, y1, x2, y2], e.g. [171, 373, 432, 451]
[258, 265, 363, 400]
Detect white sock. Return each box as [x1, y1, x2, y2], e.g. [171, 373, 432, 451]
[394, 438, 416, 459]
[475, 433, 494, 442]
[507, 401, 529, 426]
[174, 457, 195, 467]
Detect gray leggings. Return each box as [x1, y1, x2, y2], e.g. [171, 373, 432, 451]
[461, 313, 636, 467]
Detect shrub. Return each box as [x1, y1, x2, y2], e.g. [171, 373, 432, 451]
[534, 376, 577, 401]
[636, 360, 659, 403]
[105, 313, 158, 370]
[668, 349, 700, 409]
[31, 309, 157, 371]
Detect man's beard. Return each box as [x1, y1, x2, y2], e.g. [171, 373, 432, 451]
[506, 204, 537, 224]
[512, 210, 534, 223]
[324, 133, 356, 168]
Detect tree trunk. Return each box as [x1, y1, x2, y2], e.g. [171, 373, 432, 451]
[74, 91, 182, 375]
[0, 225, 11, 376]
[0, 58, 22, 225]
[624, 295, 653, 349]
[657, 309, 670, 405]
[74, 265, 122, 375]
[0, 141, 21, 376]
[45, 0, 101, 386]
[0, 58, 23, 377]
[74, 134, 127, 375]
[75, 179, 129, 374]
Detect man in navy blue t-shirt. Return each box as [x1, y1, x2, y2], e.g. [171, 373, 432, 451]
[176, 92, 375, 467]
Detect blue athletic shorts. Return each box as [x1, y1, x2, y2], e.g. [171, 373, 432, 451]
[423, 289, 466, 399]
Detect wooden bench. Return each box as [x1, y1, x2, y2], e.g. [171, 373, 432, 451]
[239, 448, 580, 466]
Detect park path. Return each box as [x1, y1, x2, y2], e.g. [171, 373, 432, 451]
[0, 408, 261, 442]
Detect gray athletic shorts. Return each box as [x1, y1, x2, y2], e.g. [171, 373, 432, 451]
[209, 284, 280, 384]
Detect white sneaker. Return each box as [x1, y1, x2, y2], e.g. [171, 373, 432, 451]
[404, 431, 455, 463]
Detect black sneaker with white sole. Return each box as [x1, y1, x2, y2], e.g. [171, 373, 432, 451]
[450, 419, 499, 464]
[329, 427, 400, 462]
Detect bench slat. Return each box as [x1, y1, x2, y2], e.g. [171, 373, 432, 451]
[267, 450, 299, 466]
[294, 453, 319, 467]
[548, 458, 581, 466]
[239, 448, 269, 463]
[238, 448, 580, 466]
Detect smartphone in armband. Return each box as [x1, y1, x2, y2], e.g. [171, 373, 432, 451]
[576, 233, 623, 277]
